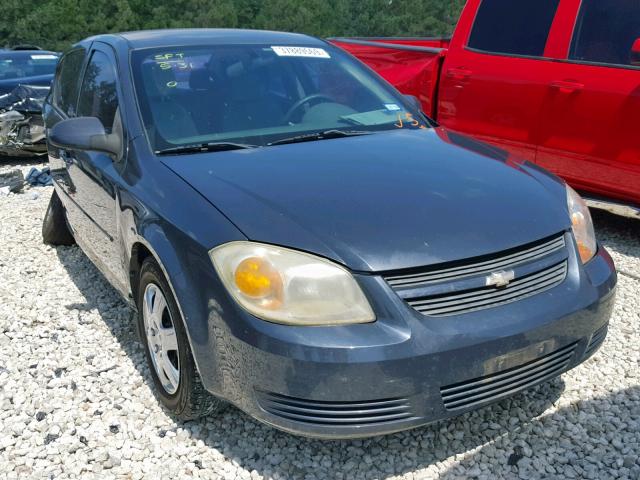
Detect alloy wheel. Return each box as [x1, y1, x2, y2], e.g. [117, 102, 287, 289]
[142, 283, 180, 394]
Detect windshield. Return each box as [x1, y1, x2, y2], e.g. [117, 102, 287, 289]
[0, 53, 58, 80]
[131, 43, 430, 152]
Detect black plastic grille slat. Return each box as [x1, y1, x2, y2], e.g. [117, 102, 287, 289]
[261, 400, 412, 417]
[408, 261, 567, 316]
[410, 262, 566, 308]
[440, 343, 577, 411]
[266, 409, 415, 426]
[384, 233, 568, 317]
[441, 343, 576, 395]
[256, 392, 417, 426]
[386, 235, 565, 287]
[585, 324, 608, 357]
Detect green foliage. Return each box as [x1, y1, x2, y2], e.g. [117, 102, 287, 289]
[0, 0, 465, 52]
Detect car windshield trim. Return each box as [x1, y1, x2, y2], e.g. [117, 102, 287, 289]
[267, 129, 372, 146]
[155, 142, 258, 156]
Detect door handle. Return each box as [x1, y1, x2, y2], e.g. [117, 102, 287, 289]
[446, 67, 473, 81]
[550, 80, 584, 93]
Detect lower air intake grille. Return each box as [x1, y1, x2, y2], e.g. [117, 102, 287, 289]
[256, 391, 416, 426]
[440, 342, 577, 411]
[584, 324, 608, 358]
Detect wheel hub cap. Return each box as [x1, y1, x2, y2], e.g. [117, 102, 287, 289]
[143, 283, 180, 394]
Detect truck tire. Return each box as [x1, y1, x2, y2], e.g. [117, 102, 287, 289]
[42, 190, 75, 246]
[137, 257, 226, 420]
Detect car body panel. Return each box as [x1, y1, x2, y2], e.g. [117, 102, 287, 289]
[162, 128, 570, 273]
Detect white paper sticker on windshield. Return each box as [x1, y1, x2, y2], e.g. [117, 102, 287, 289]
[271, 46, 330, 59]
[385, 104, 401, 111]
[30, 54, 58, 60]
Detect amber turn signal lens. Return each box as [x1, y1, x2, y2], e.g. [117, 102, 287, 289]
[577, 242, 595, 264]
[234, 256, 282, 299]
[567, 187, 597, 264]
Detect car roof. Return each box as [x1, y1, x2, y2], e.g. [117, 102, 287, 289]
[86, 28, 326, 50]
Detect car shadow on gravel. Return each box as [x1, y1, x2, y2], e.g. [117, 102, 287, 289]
[53, 243, 610, 480]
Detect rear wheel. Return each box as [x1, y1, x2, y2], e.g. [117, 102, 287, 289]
[137, 257, 225, 420]
[42, 190, 75, 246]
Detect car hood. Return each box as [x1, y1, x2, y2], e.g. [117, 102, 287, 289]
[162, 128, 570, 272]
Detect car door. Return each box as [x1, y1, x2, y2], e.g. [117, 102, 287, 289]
[536, 0, 640, 205]
[62, 44, 129, 291]
[44, 46, 88, 229]
[437, 0, 562, 163]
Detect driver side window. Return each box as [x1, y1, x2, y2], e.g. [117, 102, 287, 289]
[77, 51, 119, 132]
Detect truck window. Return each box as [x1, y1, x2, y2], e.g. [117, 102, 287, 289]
[570, 0, 640, 67]
[467, 0, 560, 57]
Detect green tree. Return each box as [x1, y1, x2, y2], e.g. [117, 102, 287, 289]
[0, 0, 465, 52]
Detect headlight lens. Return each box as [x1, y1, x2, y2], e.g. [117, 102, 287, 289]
[566, 186, 597, 264]
[210, 242, 375, 326]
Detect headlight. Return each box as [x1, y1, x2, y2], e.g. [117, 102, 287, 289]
[209, 242, 375, 326]
[566, 186, 597, 264]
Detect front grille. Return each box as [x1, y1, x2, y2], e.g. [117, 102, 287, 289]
[408, 261, 567, 316]
[440, 342, 577, 411]
[384, 233, 568, 317]
[256, 391, 416, 426]
[386, 234, 565, 288]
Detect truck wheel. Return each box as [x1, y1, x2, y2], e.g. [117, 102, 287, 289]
[137, 257, 226, 420]
[42, 190, 75, 246]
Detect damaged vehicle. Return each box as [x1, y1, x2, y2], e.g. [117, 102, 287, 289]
[42, 30, 616, 439]
[0, 48, 59, 157]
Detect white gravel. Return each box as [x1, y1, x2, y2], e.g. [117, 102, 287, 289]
[0, 159, 638, 480]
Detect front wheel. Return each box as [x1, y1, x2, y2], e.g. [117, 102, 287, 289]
[137, 257, 225, 420]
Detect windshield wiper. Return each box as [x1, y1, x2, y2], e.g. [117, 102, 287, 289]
[155, 142, 258, 156]
[267, 129, 372, 147]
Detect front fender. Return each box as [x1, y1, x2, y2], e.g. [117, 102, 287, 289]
[117, 151, 247, 390]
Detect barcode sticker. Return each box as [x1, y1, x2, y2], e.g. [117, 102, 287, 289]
[271, 46, 330, 59]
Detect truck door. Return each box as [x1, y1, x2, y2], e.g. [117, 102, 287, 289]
[438, 0, 562, 163]
[536, 0, 640, 205]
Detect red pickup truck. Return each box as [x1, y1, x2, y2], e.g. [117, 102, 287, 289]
[332, 0, 640, 218]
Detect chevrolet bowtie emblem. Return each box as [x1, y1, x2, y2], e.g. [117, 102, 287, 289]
[485, 270, 515, 288]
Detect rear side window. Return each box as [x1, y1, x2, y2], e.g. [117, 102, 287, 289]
[570, 0, 640, 67]
[54, 49, 85, 117]
[77, 51, 119, 131]
[468, 0, 560, 57]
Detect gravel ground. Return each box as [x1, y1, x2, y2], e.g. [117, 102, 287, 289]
[0, 159, 638, 480]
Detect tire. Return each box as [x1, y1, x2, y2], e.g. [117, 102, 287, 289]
[137, 257, 225, 420]
[42, 190, 75, 246]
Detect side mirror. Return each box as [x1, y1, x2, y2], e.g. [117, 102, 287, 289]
[404, 94, 422, 112]
[49, 117, 122, 157]
[631, 38, 640, 66]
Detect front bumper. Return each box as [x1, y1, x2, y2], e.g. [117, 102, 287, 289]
[197, 245, 616, 439]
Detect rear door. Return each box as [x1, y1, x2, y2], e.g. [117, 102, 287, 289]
[438, 0, 562, 162]
[536, 0, 640, 205]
